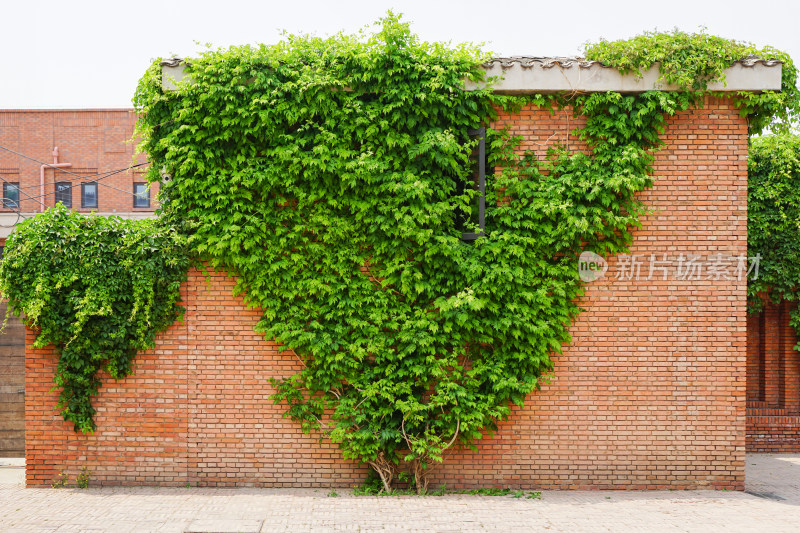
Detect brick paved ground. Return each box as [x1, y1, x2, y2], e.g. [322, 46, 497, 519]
[1, 454, 799, 532]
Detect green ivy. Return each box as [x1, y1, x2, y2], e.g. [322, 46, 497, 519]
[585, 29, 800, 134]
[747, 133, 800, 339]
[0, 205, 189, 432]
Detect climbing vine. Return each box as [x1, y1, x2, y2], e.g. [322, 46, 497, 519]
[0, 206, 189, 432]
[134, 17, 796, 493]
[747, 133, 800, 342]
[2, 14, 796, 493]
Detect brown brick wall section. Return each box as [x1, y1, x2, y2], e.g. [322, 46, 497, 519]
[25, 97, 747, 489]
[0, 110, 158, 213]
[0, 299, 25, 456]
[25, 282, 191, 487]
[746, 312, 763, 403]
[747, 415, 800, 452]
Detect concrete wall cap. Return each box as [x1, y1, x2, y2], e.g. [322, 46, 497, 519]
[160, 57, 783, 93]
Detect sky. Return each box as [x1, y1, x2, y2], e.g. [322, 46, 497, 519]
[1, 0, 798, 109]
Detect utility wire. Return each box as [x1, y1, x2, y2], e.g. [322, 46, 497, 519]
[0, 174, 48, 210]
[0, 144, 153, 199]
[0, 144, 162, 227]
[12, 162, 151, 191]
[0, 144, 147, 183]
[0, 165, 158, 227]
[25, 165, 154, 203]
[0, 166, 156, 227]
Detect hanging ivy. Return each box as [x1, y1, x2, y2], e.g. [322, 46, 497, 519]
[0, 206, 189, 432]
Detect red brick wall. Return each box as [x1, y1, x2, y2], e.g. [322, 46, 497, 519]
[25, 270, 367, 488]
[746, 300, 800, 451]
[0, 110, 158, 214]
[25, 97, 748, 489]
[747, 415, 800, 452]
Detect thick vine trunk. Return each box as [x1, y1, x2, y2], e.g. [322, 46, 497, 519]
[368, 453, 396, 493]
[410, 458, 429, 495]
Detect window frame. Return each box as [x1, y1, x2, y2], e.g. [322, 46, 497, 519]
[461, 127, 486, 241]
[2, 182, 20, 210]
[55, 181, 73, 208]
[133, 182, 150, 208]
[81, 182, 98, 209]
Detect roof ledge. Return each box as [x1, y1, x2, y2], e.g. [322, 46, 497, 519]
[465, 57, 783, 94]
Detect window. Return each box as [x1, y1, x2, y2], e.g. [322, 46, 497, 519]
[460, 127, 486, 241]
[55, 182, 72, 208]
[81, 182, 98, 209]
[133, 182, 150, 208]
[3, 182, 19, 209]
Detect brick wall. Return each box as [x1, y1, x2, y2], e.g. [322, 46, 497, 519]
[25, 270, 366, 488]
[746, 300, 800, 451]
[0, 109, 158, 214]
[25, 97, 748, 489]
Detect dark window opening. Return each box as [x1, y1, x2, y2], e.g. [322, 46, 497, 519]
[460, 127, 486, 241]
[133, 182, 150, 208]
[81, 182, 98, 209]
[55, 182, 72, 208]
[3, 182, 19, 210]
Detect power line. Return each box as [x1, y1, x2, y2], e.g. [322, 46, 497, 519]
[0, 143, 154, 200]
[13, 162, 151, 191]
[0, 164, 159, 226]
[0, 172, 47, 223]
[26, 165, 154, 202]
[0, 144, 145, 183]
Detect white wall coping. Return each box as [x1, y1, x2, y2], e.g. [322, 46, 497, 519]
[467, 58, 782, 93]
[160, 57, 783, 93]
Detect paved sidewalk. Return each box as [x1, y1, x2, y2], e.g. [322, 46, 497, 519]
[1, 454, 799, 532]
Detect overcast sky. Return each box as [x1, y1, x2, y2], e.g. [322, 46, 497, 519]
[1, 0, 798, 109]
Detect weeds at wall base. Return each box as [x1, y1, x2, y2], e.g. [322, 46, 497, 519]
[351, 483, 542, 499]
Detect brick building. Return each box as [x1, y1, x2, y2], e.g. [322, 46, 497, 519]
[0, 109, 158, 226]
[8, 59, 800, 488]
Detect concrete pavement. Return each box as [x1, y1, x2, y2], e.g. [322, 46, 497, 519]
[1, 454, 799, 532]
